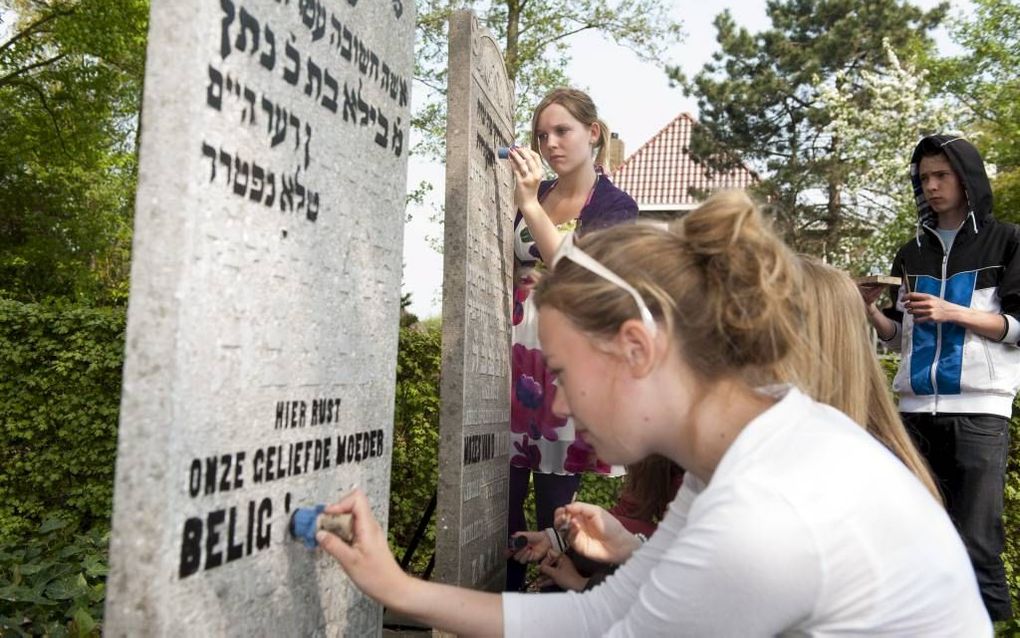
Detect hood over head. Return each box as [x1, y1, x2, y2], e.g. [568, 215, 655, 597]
[909, 135, 993, 229]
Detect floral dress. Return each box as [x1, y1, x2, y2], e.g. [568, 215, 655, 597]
[509, 175, 638, 475]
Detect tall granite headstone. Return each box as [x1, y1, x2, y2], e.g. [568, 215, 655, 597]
[435, 10, 515, 592]
[105, 0, 413, 634]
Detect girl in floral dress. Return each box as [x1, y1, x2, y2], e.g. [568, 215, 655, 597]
[505, 88, 637, 591]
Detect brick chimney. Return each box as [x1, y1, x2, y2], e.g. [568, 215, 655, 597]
[609, 132, 625, 172]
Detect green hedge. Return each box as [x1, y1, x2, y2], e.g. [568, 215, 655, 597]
[1002, 410, 1020, 633]
[0, 300, 124, 635]
[387, 321, 442, 574]
[0, 300, 125, 544]
[0, 518, 108, 637]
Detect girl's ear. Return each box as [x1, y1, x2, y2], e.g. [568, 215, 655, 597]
[589, 121, 601, 147]
[614, 318, 656, 378]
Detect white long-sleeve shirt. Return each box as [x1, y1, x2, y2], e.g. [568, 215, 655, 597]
[502, 388, 991, 637]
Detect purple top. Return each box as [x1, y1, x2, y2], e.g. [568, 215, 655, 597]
[509, 174, 638, 475]
[514, 174, 640, 265]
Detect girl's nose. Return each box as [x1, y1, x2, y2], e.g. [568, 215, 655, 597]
[551, 383, 570, 418]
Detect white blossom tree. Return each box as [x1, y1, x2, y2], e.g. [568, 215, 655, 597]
[814, 39, 953, 269]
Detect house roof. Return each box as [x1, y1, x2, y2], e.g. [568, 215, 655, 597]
[612, 113, 758, 207]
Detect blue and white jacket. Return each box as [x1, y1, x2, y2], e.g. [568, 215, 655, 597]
[881, 135, 1020, 417]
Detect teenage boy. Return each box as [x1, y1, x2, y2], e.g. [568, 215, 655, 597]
[861, 135, 1020, 621]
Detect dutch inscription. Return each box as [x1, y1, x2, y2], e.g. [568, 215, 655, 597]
[106, 0, 412, 634]
[176, 400, 386, 580]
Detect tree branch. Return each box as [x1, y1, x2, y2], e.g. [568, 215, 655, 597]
[6, 77, 73, 160]
[413, 75, 445, 94]
[0, 8, 74, 56]
[0, 53, 68, 90]
[528, 23, 594, 53]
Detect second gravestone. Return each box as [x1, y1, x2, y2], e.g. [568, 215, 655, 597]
[435, 10, 516, 592]
[105, 0, 413, 635]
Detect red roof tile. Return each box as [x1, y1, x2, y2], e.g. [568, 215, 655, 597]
[612, 113, 758, 206]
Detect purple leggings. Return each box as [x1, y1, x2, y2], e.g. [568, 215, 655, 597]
[505, 464, 581, 591]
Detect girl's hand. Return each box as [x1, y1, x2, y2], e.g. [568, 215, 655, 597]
[317, 488, 409, 605]
[555, 502, 641, 565]
[537, 552, 589, 592]
[508, 530, 551, 563]
[508, 146, 544, 212]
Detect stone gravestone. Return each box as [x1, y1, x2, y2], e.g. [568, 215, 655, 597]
[105, 0, 413, 634]
[435, 10, 516, 592]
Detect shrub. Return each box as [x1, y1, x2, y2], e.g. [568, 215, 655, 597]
[0, 300, 125, 544]
[0, 517, 108, 637]
[387, 322, 442, 574]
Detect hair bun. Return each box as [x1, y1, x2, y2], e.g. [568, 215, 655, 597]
[678, 190, 800, 368]
[678, 190, 757, 257]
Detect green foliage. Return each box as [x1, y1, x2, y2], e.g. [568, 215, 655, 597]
[0, 299, 121, 635]
[0, 517, 108, 638]
[1001, 396, 1020, 634]
[387, 321, 442, 574]
[994, 168, 1020, 227]
[676, 0, 946, 262]
[412, 0, 682, 160]
[933, 0, 1020, 168]
[929, 0, 1020, 231]
[577, 473, 622, 512]
[0, 0, 149, 304]
[0, 299, 125, 545]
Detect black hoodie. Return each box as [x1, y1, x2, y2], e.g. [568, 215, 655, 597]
[882, 135, 1020, 416]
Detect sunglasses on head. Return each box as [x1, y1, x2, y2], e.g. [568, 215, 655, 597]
[550, 232, 658, 336]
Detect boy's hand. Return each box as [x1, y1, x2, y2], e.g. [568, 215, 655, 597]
[905, 292, 958, 324]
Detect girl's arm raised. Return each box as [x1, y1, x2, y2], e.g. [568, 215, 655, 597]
[509, 146, 563, 263]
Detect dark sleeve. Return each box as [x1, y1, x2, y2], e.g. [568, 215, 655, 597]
[996, 223, 1020, 342]
[882, 249, 906, 326]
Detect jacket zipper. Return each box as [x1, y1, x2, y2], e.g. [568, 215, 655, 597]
[982, 338, 996, 380]
[924, 225, 950, 414]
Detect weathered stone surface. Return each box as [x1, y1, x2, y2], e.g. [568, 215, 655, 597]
[105, 0, 413, 634]
[434, 10, 515, 592]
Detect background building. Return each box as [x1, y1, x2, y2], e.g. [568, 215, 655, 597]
[612, 113, 758, 220]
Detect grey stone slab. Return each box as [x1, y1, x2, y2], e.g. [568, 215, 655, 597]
[104, 0, 413, 635]
[434, 10, 515, 592]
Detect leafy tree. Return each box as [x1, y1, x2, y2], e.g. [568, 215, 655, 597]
[0, 0, 148, 304]
[816, 40, 951, 269]
[413, 0, 682, 159]
[675, 0, 947, 263]
[930, 0, 1020, 225]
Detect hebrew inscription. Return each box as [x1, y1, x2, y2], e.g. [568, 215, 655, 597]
[105, 0, 413, 635]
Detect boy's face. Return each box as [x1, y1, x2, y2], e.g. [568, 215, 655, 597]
[919, 153, 967, 220]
